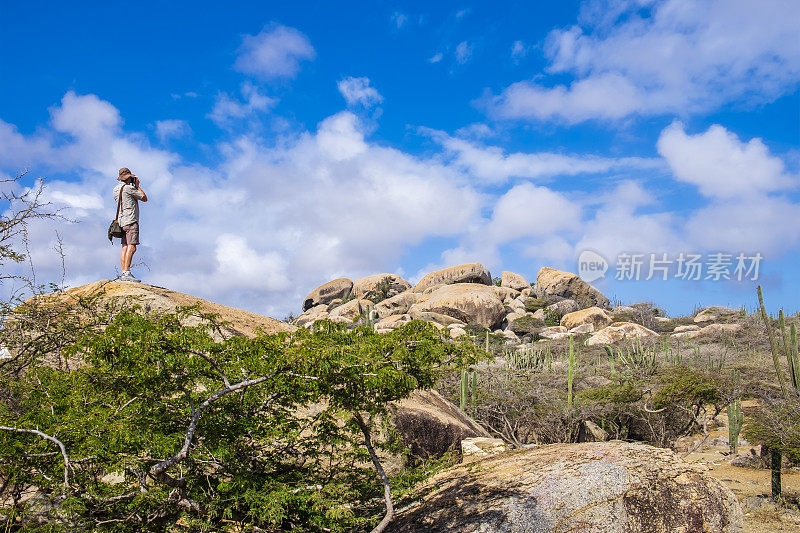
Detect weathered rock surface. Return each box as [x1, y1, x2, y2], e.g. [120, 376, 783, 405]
[561, 306, 613, 331]
[694, 306, 736, 323]
[328, 298, 373, 321]
[546, 298, 579, 316]
[500, 271, 529, 291]
[389, 390, 490, 460]
[408, 283, 506, 329]
[413, 263, 492, 293]
[409, 309, 465, 327]
[534, 267, 611, 310]
[539, 326, 569, 340]
[672, 323, 743, 339]
[492, 286, 521, 302]
[586, 321, 659, 346]
[350, 273, 411, 299]
[389, 441, 744, 532]
[461, 437, 508, 461]
[374, 313, 411, 333]
[61, 280, 294, 337]
[303, 278, 353, 311]
[374, 292, 420, 319]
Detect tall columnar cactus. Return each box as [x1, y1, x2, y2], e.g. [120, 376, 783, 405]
[727, 399, 743, 454]
[791, 323, 800, 392]
[604, 345, 615, 374]
[460, 369, 468, 411]
[567, 335, 575, 409]
[757, 286, 788, 398]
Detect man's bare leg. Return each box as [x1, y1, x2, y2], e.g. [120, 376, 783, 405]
[120, 245, 128, 273]
[122, 245, 136, 272]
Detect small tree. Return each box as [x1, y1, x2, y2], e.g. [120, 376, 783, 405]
[0, 311, 478, 531]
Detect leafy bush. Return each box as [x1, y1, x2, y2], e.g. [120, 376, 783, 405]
[0, 312, 479, 531]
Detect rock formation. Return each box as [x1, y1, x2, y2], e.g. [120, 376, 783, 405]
[389, 441, 744, 532]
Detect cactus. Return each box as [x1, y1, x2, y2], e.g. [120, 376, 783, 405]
[727, 399, 743, 454]
[567, 335, 575, 409]
[460, 369, 468, 410]
[471, 370, 477, 410]
[604, 345, 615, 374]
[791, 323, 800, 391]
[757, 286, 788, 398]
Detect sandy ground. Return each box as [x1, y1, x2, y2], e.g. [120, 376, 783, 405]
[682, 404, 800, 532]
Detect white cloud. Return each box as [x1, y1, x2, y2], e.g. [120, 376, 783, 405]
[488, 0, 800, 122]
[511, 40, 527, 60]
[234, 24, 315, 80]
[657, 121, 795, 198]
[488, 183, 581, 243]
[428, 129, 662, 184]
[208, 82, 276, 127]
[337, 77, 383, 108]
[391, 11, 407, 29]
[1, 93, 480, 317]
[455, 41, 472, 64]
[154, 120, 191, 142]
[428, 52, 443, 64]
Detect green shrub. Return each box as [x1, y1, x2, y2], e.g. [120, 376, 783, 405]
[651, 366, 723, 410]
[524, 297, 549, 312]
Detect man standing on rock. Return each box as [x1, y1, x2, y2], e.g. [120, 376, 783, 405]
[113, 167, 148, 282]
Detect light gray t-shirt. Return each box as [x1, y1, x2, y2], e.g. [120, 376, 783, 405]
[113, 183, 145, 227]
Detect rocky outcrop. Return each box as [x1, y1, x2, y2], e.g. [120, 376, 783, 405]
[389, 441, 744, 532]
[561, 306, 613, 331]
[350, 273, 411, 299]
[586, 321, 659, 346]
[413, 263, 492, 293]
[534, 267, 610, 310]
[408, 283, 506, 329]
[694, 306, 737, 323]
[500, 271, 529, 291]
[61, 280, 294, 338]
[672, 323, 743, 339]
[374, 292, 420, 319]
[303, 278, 353, 311]
[389, 389, 490, 460]
[328, 298, 373, 322]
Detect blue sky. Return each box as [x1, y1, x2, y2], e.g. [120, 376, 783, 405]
[1, 0, 798, 317]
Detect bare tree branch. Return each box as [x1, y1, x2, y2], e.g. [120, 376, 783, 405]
[0, 426, 70, 486]
[352, 411, 393, 533]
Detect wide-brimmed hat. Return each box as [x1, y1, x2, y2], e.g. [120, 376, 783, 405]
[118, 167, 133, 181]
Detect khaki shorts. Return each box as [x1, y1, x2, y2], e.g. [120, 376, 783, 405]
[121, 222, 140, 246]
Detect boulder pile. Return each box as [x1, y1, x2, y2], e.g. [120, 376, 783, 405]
[294, 263, 660, 347]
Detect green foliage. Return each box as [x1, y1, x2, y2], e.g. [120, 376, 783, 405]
[743, 400, 800, 464]
[650, 366, 723, 410]
[524, 297, 548, 313]
[0, 311, 479, 531]
[543, 308, 562, 327]
[365, 277, 395, 305]
[492, 277, 502, 287]
[578, 380, 644, 405]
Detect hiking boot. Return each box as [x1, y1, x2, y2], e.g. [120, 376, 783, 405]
[120, 271, 141, 283]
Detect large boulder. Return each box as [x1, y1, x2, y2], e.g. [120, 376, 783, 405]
[350, 273, 411, 300]
[328, 298, 373, 321]
[586, 321, 659, 346]
[390, 441, 743, 532]
[561, 306, 613, 331]
[374, 292, 421, 319]
[303, 278, 353, 311]
[694, 306, 737, 323]
[672, 323, 743, 340]
[500, 271, 529, 291]
[408, 283, 506, 329]
[534, 267, 610, 309]
[389, 390, 490, 460]
[59, 280, 294, 337]
[413, 263, 492, 293]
